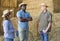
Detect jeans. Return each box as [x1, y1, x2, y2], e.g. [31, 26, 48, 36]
[16, 30, 19, 37]
[40, 31, 49, 41]
[4, 38, 14, 41]
[18, 28, 28, 41]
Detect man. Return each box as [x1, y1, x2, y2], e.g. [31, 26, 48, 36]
[38, 3, 52, 41]
[16, 3, 32, 41]
[2, 9, 15, 41]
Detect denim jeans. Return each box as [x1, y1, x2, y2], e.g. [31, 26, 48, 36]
[40, 31, 49, 41]
[18, 28, 28, 41]
[4, 38, 14, 41]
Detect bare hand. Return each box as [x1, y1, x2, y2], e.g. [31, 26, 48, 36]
[42, 30, 47, 33]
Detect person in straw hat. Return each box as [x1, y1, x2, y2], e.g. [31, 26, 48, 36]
[2, 9, 15, 41]
[16, 3, 32, 41]
[37, 3, 52, 41]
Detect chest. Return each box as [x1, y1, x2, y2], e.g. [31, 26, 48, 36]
[21, 13, 29, 18]
[40, 13, 49, 21]
[8, 22, 14, 29]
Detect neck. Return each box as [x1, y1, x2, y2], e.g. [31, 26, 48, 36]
[21, 9, 26, 12]
[23, 10, 26, 12]
[43, 9, 47, 13]
[4, 17, 9, 20]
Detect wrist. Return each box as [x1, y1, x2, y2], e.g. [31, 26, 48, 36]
[45, 29, 48, 32]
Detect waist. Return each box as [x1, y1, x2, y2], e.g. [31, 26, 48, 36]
[4, 33, 15, 39]
[18, 21, 28, 23]
[18, 21, 28, 26]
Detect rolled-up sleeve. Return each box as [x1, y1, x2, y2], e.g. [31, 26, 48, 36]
[28, 13, 31, 18]
[16, 12, 22, 18]
[48, 13, 52, 23]
[3, 21, 15, 33]
[16, 12, 22, 21]
[3, 21, 9, 33]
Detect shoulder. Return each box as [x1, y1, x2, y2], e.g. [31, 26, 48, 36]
[26, 12, 30, 14]
[16, 10, 22, 16]
[47, 11, 52, 16]
[40, 12, 43, 17]
[26, 12, 30, 15]
[17, 10, 22, 14]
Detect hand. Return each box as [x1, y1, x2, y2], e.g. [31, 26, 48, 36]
[19, 17, 28, 22]
[26, 17, 32, 21]
[42, 30, 47, 33]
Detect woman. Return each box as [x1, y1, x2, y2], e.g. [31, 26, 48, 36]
[2, 9, 15, 41]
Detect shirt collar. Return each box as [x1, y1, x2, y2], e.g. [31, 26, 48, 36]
[42, 10, 48, 14]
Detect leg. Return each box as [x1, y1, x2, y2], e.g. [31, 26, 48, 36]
[18, 28, 25, 41]
[10, 39, 14, 41]
[40, 31, 44, 41]
[19, 31, 25, 41]
[4, 38, 9, 41]
[4, 38, 14, 41]
[43, 33, 49, 41]
[25, 30, 28, 41]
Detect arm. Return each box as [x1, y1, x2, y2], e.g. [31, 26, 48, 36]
[17, 12, 33, 22]
[25, 17, 32, 21]
[20, 17, 32, 22]
[16, 12, 27, 22]
[3, 21, 9, 33]
[26, 13, 33, 21]
[21, 13, 33, 22]
[45, 22, 52, 32]
[3, 21, 15, 33]
[16, 12, 32, 22]
[43, 13, 52, 33]
[17, 17, 28, 22]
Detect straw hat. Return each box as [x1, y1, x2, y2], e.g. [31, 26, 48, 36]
[40, 3, 48, 7]
[2, 9, 13, 17]
[19, 3, 27, 7]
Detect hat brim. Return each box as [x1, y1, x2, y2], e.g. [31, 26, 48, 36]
[21, 4, 27, 6]
[46, 6, 48, 7]
[2, 15, 5, 17]
[2, 9, 13, 18]
[41, 5, 48, 7]
[19, 3, 27, 7]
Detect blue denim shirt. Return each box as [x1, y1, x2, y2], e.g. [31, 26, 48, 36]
[16, 10, 31, 30]
[3, 20, 15, 39]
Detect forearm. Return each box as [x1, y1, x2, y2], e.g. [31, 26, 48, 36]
[19, 17, 32, 22]
[26, 17, 32, 21]
[46, 22, 51, 32]
[20, 18, 28, 22]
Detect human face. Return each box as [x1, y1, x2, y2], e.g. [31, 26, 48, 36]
[40, 5, 47, 11]
[6, 12, 11, 19]
[21, 5, 27, 11]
